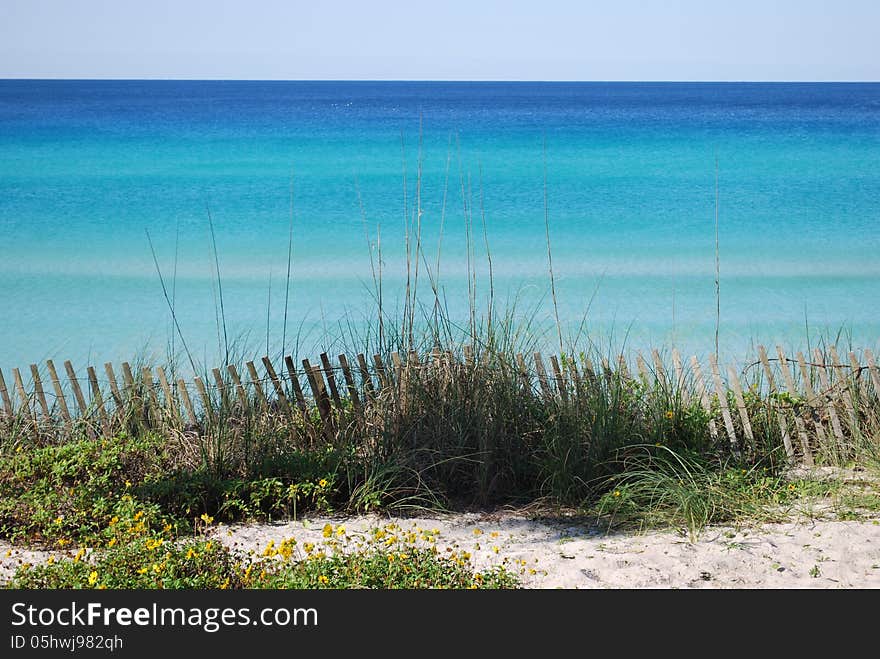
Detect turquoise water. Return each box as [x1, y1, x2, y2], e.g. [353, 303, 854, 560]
[1, 81, 878, 374]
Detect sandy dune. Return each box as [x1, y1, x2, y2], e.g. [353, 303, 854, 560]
[3, 510, 878, 588]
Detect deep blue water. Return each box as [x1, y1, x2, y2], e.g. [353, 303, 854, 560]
[1, 80, 878, 374]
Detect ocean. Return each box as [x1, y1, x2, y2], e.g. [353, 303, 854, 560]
[1, 80, 878, 375]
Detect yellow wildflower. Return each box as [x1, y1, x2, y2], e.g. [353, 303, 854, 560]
[205, 542, 213, 551]
[473, 528, 483, 536]
[47, 556, 55, 565]
[54, 516, 63, 524]
[133, 510, 144, 521]
[318, 479, 328, 488]
[200, 513, 214, 525]
[137, 567, 148, 575]
[322, 523, 333, 538]
[318, 575, 329, 585]
[186, 548, 196, 560]
[88, 571, 98, 585]
[109, 516, 118, 526]
[125, 480, 132, 488]
[74, 548, 85, 562]
[665, 410, 674, 420]
[107, 538, 117, 548]
[613, 490, 621, 497]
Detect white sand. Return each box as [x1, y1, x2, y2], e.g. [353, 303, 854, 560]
[197, 509, 880, 589]
[4, 508, 879, 588]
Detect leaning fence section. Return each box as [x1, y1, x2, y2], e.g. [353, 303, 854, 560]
[1, 343, 878, 466]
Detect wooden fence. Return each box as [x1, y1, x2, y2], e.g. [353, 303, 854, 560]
[1, 344, 878, 465]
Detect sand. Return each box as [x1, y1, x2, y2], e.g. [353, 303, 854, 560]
[7, 509, 876, 589]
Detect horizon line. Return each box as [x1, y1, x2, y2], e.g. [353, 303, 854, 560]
[2, 77, 878, 84]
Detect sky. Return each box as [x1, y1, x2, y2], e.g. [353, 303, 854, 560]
[1, 0, 878, 81]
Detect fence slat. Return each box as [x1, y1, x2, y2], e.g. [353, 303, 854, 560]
[795, 352, 828, 445]
[757, 345, 795, 461]
[533, 353, 553, 400]
[284, 356, 310, 420]
[651, 349, 668, 390]
[303, 359, 333, 429]
[390, 352, 403, 388]
[30, 364, 51, 421]
[47, 360, 71, 424]
[689, 355, 719, 441]
[829, 346, 859, 433]
[727, 365, 755, 451]
[338, 354, 362, 417]
[850, 352, 869, 401]
[141, 368, 160, 422]
[0, 368, 14, 418]
[120, 362, 136, 413]
[262, 356, 291, 416]
[212, 368, 231, 413]
[356, 353, 375, 400]
[104, 363, 123, 409]
[226, 365, 249, 411]
[865, 349, 880, 399]
[245, 361, 269, 413]
[176, 379, 197, 426]
[709, 354, 738, 448]
[87, 366, 111, 437]
[12, 368, 32, 420]
[812, 348, 846, 443]
[156, 367, 180, 423]
[319, 353, 344, 412]
[671, 349, 689, 403]
[64, 361, 88, 416]
[775, 347, 813, 465]
[550, 355, 568, 402]
[193, 376, 212, 423]
[372, 354, 390, 391]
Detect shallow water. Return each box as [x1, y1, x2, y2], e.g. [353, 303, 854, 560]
[1, 81, 878, 374]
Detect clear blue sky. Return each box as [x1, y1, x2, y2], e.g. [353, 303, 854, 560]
[2, 0, 878, 81]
